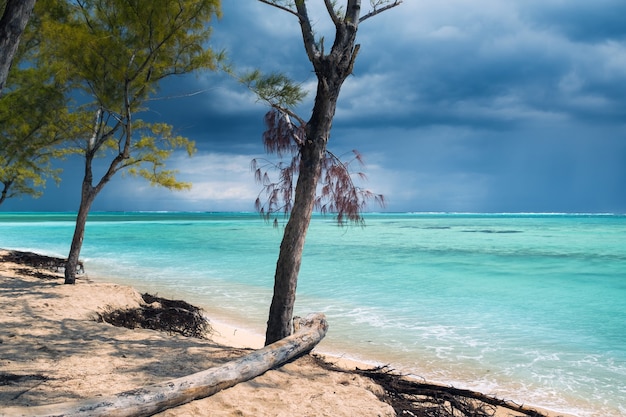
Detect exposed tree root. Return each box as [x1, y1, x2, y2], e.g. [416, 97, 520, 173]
[95, 293, 213, 339]
[313, 359, 552, 417]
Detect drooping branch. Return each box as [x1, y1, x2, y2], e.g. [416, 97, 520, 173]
[263, 107, 306, 153]
[252, 154, 299, 224]
[252, 110, 385, 225]
[317, 149, 385, 225]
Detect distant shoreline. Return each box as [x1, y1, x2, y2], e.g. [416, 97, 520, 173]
[1, 210, 624, 216]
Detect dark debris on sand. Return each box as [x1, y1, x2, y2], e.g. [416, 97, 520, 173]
[0, 250, 83, 277]
[95, 293, 212, 339]
[0, 250, 210, 339]
[0, 373, 48, 386]
[312, 357, 551, 417]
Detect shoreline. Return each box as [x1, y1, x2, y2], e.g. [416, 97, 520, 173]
[84, 270, 581, 417]
[0, 249, 571, 416]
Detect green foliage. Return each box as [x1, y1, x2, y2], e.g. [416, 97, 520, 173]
[123, 122, 195, 190]
[241, 70, 307, 110]
[38, 0, 221, 191]
[39, 0, 220, 104]
[0, 10, 76, 205]
[1, 0, 222, 206]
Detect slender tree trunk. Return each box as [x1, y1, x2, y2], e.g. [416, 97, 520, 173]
[0, 180, 10, 206]
[265, 140, 326, 344]
[65, 108, 117, 284]
[265, 80, 339, 345]
[263, 1, 361, 345]
[64, 180, 96, 284]
[0, 0, 36, 94]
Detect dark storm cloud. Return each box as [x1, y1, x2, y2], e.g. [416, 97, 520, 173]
[520, 0, 626, 43]
[337, 1, 626, 131]
[3, 1, 625, 213]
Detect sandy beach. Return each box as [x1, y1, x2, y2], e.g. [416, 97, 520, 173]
[0, 249, 566, 417]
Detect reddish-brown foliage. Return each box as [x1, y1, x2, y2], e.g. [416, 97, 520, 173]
[253, 108, 384, 225]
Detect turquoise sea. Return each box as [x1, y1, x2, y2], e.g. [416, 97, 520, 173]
[1, 212, 625, 416]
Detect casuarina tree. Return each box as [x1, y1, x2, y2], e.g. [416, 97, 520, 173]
[255, 0, 401, 345]
[0, 0, 37, 94]
[0, 63, 71, 206]
[0, 3, 77, 206]
[37, 0, 223, 284]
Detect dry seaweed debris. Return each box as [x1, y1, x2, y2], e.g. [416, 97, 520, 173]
[95, 293, 212, 339]
[357, 366, 551, 417]
[312, 357, 551, 417]
[0, 373, 48, 386]
[0, 250, 83, 276]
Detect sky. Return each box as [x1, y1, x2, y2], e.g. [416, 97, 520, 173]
[4, 0, 626, 213]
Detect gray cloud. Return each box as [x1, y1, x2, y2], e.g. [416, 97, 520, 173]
[3, 1, 625, 213]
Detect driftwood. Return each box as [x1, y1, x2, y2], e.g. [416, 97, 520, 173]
[1, 313, 328, 417]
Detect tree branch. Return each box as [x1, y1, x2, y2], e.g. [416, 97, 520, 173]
[257, 0, 301, 19]
[359, 0, 402, 23]
[145, 88, 215, 102]
[272, 104, 307, 128]
[293, 0, 321, 61]
[257, 1, 320, 61]
[345, 0, 362, 25]
[323, 0, 341, 26]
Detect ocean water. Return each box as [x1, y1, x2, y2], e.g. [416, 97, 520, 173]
[1, 212, 625, 417]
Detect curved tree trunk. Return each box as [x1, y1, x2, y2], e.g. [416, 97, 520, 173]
[64, 184, 96, 284]
[1, 313, 328, 417]
[264, 0, 361, 346]
[64, 171, 97, 284]
[0, 179, 11, 206]
[0, 0, 36, 94]
[265, 76, 342, 345]
[265, 138, 327, 344]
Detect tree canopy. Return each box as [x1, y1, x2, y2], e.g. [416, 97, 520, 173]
[31, 0, 223, 283]
[0, 0, 37, 93]
[0, 3, 76, 206]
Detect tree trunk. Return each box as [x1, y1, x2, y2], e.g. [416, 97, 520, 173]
[64, 179, 96, 284]
[263, 0, 360, 345]
[265, 140, 327, 344]
[1, 313, 328, 417]
[0, 0, 36, 94]
[265, 74, 341, 345]
[0, 180, 10, 206]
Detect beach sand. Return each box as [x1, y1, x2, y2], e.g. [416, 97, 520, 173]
[0, 250, 566, 417]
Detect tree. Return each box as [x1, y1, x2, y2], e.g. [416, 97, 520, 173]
[256, 0, 401, 345]
[38, 0, 222, 284]
[0, 1, 75, 206]
[0, 0, 37, 94]
[0, 66, 69, 206]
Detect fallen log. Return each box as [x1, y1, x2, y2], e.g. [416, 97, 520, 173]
[1, 313, 328, 417]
